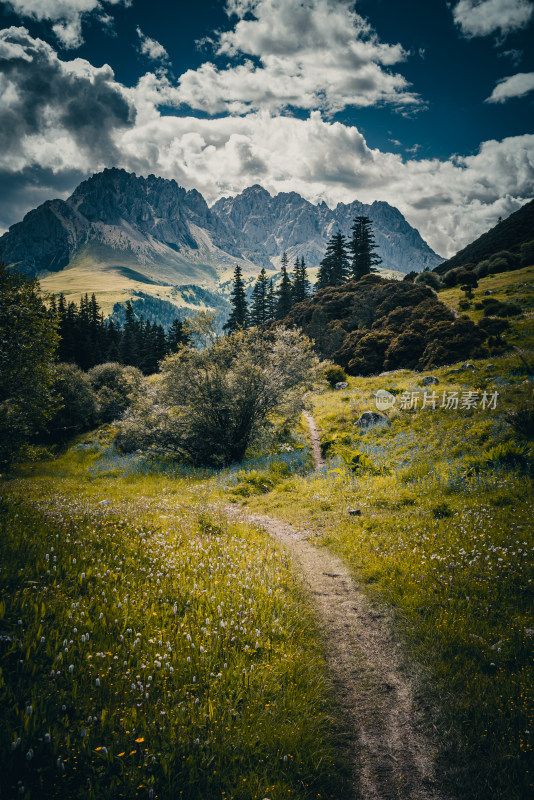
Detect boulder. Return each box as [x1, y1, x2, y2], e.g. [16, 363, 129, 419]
[421, 375, 439, 386]
[334, 381, 349, 390]
[356, 411, 389, 428]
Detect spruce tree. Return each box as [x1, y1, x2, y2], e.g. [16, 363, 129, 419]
[349, 215, 382, 280]
[267, 279, 276, 321]
[292, 256, 311, 304]
[119, 302, 140, 366]
[167, 318, 189, 353]
[276, 261, 293, 320]
[249, 268, 269, 327]
[224, 264, 248, 333]
[316, 231, 349, 289]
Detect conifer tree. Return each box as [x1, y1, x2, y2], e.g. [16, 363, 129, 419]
[267, 279, 276, 321]
[292, 256, 311, 304]
[119, 302, 140, 366]
[350, 215, 382, 279]
[249, 268, 270, 327]
[224, 264, 248, 333]
[316, 231, 349, 289]
[167, 318, 189, 353]
[276, 260, 293, 320]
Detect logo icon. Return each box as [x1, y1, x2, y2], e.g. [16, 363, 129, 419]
[375, 389, 396, 411]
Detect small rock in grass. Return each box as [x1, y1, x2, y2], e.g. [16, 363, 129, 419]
[334, 381, 349, 390]
[462, 363, 475, 371]
[421, 375, 439, 386]
[348, 509, 361, 516]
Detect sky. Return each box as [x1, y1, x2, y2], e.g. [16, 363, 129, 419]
[0, 0, 533, 257]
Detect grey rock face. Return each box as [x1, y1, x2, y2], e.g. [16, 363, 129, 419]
[0, 170, 443, 279]
[212, 188, 443, 273]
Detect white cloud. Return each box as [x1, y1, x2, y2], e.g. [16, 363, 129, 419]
[1, 28, 533, 258]
[5, 0, 130, 48]
[486, 71, 534, 102]
[452, 0, 533, 38]
[174, 0, 421, 115]
[136, 26, 169, 64]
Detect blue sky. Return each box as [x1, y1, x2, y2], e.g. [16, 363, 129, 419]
[0, 0, 533, 255]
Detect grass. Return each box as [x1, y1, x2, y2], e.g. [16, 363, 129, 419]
[3, 267, 534, 800]
[0, 453, 349, 800]
[239, 350, 534, 800]
[438, 265, 534, 350]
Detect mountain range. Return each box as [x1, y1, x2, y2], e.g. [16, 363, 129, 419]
[0, 168, 443, 315]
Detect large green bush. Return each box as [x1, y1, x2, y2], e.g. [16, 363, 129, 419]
[117, 327, 319, 466]
[0, 264, 59, 466]
[88, 362, 143, 422]
[47, 363, 99, 439]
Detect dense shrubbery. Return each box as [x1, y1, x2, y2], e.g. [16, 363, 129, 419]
[441, 246, 532, 287]
[88, 362, 143, 423]
[117, 327, 319, 466]
[282, 276, 489, 375]
[0, 264, 59, 466]
[47, 363, 99, 439]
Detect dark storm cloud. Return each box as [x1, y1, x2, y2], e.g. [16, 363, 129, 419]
[0, 26, 135, 163]
[0, 165, 87, 232]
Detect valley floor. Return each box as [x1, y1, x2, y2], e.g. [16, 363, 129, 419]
[1, 267, 533, 799]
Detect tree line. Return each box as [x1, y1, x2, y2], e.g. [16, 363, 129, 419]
[224, 215, 381, 332]
[50, 293, 189, 374]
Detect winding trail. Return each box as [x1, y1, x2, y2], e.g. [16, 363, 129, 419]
[225, 414, 448, 800]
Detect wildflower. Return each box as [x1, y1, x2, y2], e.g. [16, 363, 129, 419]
[69, 664, 74, 673]
[25, 705, 32, 716]
[44, 733, 51, 743]
[95, 678, 100, 687]
[26, 749, 34, 761]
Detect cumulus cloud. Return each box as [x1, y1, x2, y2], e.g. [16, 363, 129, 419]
[485, 71, 534, 101]
[174, 0, 421, 115]
[0, 26, 135, 174]
[136, 26, 169, 64]
[5, 0, 130, 48]
[452, 0, 533, 38]
[114, 105, 534, 255]
[0, 29, 532, 257]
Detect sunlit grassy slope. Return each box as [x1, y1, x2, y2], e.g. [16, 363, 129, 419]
[0, 455, 349, 800]
[238, 323, 534, 798]
[439, 265, 534, 348]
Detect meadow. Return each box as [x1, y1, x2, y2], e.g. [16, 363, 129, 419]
[1, 266, 533, 800]
[0, 456, 349, 800]
[237, 352, 533, 799]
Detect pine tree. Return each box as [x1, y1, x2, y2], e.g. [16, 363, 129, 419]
[292, 256, 311, 304]
[249, 268, 270, 327]
[276, 260, 293, 320]
[267, 279, 276, 321]
[316, 231, 349, 289]
[119, 302, 140, 366]
[224, 264, 248, 333]
[167, 318, 189, 353]
[349, 215, 382, 280]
